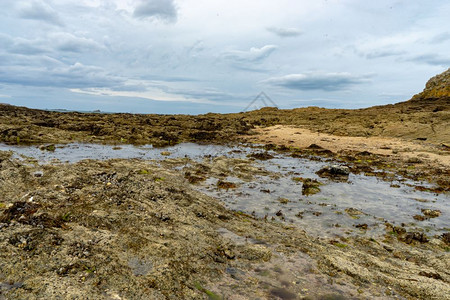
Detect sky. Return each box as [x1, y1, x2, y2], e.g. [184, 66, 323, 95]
[0, 0, 449, 114]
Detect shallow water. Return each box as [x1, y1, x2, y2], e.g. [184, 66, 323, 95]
[198, 154, 449, 238]
[0, 142, 244, 163]
[1, 142, 448, 239]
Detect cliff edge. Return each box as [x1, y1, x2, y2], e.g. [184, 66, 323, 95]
[412, 68, 450, 100]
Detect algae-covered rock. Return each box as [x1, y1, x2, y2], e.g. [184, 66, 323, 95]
[412, 68, 450, 100]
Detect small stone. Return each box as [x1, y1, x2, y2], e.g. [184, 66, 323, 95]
[421, 209, 441, 218]
[413, 215, 427, 221]
[345, 208, 364, 216]
[278, 198, 289, 204]
[355, 223, 368, 230]
[33, 171, 44, 177]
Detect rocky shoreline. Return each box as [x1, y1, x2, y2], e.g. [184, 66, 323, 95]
[1, 69, 449, 299]
[0, 146, 449, 299]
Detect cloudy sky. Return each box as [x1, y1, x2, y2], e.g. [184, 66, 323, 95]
[0, 0, 449, 114]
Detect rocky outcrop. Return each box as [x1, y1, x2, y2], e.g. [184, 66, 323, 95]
[412, 68, 450, 100]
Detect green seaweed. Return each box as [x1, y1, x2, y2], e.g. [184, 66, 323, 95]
[194, 282, 223, 300]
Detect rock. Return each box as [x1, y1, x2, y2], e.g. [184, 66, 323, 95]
[301, 178, 321, 196]
[247, 152, 274, 160]
[407, 157, 423, 164]
[401, 232, 429, 244]
[307, 144, 324, 149]
[278, 197, 289, 204]
[441, 232, 450, 244]
[217, 180, 237, 189]
[33, 171, 44, 177]
[316, 165, 350, 180]
[355, 223, 368, 230]
[421, 209, 441, 218]
[412, 67, 450, 100]
[40, 144, 56, 152]
[413, 215, 427, 221]
[345, 208, 364, 217]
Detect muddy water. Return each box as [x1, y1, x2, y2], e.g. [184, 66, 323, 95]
[1, 142, 448, 239]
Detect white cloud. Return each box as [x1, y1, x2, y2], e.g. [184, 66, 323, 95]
[70, 87, 215, 104]
[222, 45, 278, 62]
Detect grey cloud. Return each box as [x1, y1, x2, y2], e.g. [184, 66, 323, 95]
[0, 53, 63, 68]
[144, 82, 235, 101]
[230, 64, 270, 73]
[0, 33, 102, 56]
[171, 88, 233, 101]
[267, 27, 302, 37]
[429, 32, 450, 44]
[364, 49, 406, 59]
[289, 99, 350, 108]
[407, 54, 450, 66]
[222, 45, 278, 62]
[133, 0, 177, 23]
[51, 33, 104, 53]
[0, 62, 122, 89]
[9, 38, 50, 55]
[18, 1, 63, 26]
[263, 72, 371, 91]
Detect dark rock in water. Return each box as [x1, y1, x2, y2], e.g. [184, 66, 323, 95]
[330, 165, 350, 175]
[301, 178, 321, 196]
[345, 208, 365, 218]
[184, 172, 205, 184]
[401, 232, 429, 244]
[355, 223, 368, 230]
[441, 232, 450, 244]
[316, 165, 350, 180]
[40, 144, 56, 152]
[248, 152, 274, 160]
[421, 209, 441, 218]
[413, 215, 427, 221]
[217, 180, 237, 189]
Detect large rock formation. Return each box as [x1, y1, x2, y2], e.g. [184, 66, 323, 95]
[412, 68, 450, 100]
